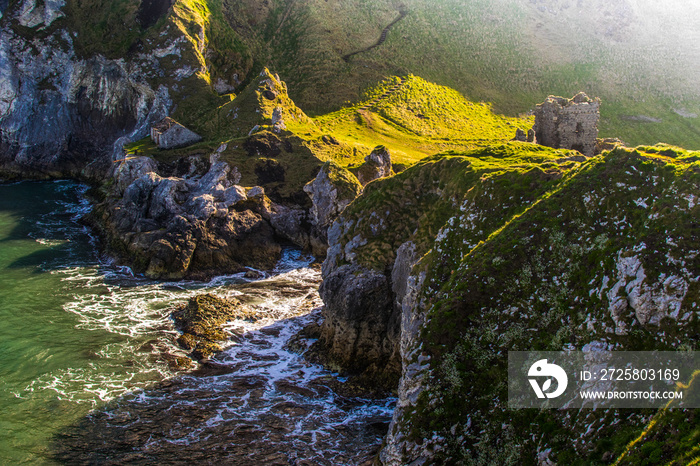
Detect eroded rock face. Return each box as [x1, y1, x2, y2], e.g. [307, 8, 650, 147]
[380, 270, 431, 466]
[0, 22, 172, 179]
[313, 218, 413, 394]
[303, 161, 362, 255]
[607, 251, 690, 335]
[318, 264, 399, 384]
[93, 154, 283, 280]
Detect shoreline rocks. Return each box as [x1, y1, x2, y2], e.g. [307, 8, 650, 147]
[172, 294, 257, 361]
[89, 153, 285, 280]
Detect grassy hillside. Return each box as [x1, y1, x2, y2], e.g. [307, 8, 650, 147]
[219, 0, 700, 150]
[131, 72, 533, 195]
[7, 0, 699, 149]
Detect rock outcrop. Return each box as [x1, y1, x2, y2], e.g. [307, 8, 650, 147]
[172, 294, 257, 361]
[316, 143, 700, 464]
[315, 144, 577, 393]
[533, 92, 600, 157]
[355, 145, 393, 186]
[303, 161, 363, 255]
[91, 152, 286, 280]
[318, 263, 400, 386]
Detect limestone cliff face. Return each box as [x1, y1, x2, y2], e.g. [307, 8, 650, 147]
[0, 5, 171, 179]
[0, 0, 243, 180]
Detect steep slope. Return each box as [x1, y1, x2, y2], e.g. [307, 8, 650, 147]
[317, 144, 700, 464]
[315, 143, 583, 391]
[383, 145, 700, 464]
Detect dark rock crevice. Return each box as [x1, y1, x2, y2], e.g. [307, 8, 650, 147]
[137, 0, 174, 29]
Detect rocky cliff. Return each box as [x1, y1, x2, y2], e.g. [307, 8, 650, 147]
[318, 143, 700, 464]
[0, 0, 250, 180]
[316, 143, 582, 392]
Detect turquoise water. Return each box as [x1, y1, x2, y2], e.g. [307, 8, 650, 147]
[0, 181, 101, 463]
[0, 181, 185, 463]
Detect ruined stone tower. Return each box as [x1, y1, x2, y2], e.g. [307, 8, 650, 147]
[533, 92, 600, 157]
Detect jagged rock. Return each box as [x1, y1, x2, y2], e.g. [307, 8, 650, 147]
[213, 78, 236, 95]
[380, 270, 430, 466]
[17, 0, 66, 29]
[303, 161, 362, 255]
[92, 155, 281, 279]
[607, 252, 689, 335]
[533, 92, 600, 157]
[269, 204, 310, 248]
[356, 145, 393, 186]
[172, 294, 258, 361]
[113, 156, 159, 195]
[271, 106, 286, 133]
[390, 242, 418, 312]
[247, 186, 265, 199]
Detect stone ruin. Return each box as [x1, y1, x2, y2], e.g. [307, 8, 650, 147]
[151, 117, 202, 150]
[532, 92, 600, 157]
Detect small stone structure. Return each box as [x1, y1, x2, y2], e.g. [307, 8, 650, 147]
[150, 117, 202, 149]
[513, 127, 535, 143]
[533, 92, 600, 157]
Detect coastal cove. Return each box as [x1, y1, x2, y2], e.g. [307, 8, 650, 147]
[0, 181, 393, 464]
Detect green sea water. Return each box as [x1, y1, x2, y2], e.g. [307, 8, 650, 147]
[0, 181, 181, 463]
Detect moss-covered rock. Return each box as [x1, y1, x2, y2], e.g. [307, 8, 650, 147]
[375, 145, 700, 464]
[303, 160, 362, 255]
[172, 293, 258, 361]
[317, 143, 584, 396]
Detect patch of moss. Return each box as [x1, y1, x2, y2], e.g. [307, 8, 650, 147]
[318, 161, 363, 201]
[334, 142, 580, 272]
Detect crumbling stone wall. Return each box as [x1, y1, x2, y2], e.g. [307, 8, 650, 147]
[533, 92, 600, 157]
